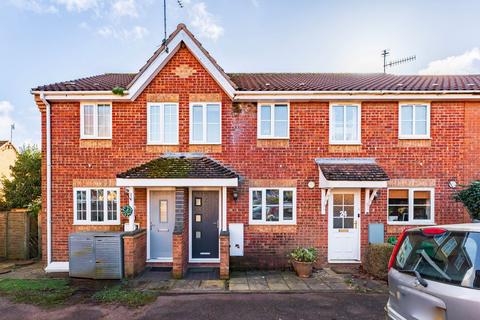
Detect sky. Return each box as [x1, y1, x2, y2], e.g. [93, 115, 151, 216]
[2, 0, 480, 148]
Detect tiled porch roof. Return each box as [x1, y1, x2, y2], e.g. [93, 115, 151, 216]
[117, 155, 238, 179]
[316, 158, 389, 181]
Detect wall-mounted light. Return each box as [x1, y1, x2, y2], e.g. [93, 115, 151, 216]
[448, 180, 457, 189]
[307, 181, 315, 189]
[232, 189, 239, 202]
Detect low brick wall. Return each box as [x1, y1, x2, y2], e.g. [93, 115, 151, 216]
[123, 229, 147, 278]
[220, 231, 230, 279]
[0, 209, 29, 260]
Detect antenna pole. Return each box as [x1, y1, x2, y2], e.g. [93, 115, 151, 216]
[163, 0, 168, 53]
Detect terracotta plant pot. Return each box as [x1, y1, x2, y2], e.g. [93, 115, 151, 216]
[292, 260, 314, 278]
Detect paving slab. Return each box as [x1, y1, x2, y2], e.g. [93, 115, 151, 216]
[199, 280, 225, 291]
[302, 277, 331, 291]
[144, 280, 174, 291]
[171, 280, 201, 291]
[247, 276, 269, 291]
[265, 275, 289, 291]
[282, 275, 310, 290]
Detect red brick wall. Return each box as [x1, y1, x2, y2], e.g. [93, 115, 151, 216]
[36, 46, 476, 267]
[123, 229, 147, 278]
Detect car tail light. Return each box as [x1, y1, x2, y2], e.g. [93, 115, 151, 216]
[422, 227, 447, 236]
[388, 228, 408, 271]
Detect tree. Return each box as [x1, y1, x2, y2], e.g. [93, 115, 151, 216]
[0, 145, 41, 211]
[454, 181, 480, 221]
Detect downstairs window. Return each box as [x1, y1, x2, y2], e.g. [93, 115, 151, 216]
[74, 188, 120, 225]
[249, 188, 296, 224]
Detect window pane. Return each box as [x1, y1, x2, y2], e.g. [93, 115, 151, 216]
[160, 200, 168, 223]
[274, 105, 288, 121]
[97, 104, 111, 137]
[192, 105, 203, 141]
[107, 190, 117, 221]
[266, 206, 279, 221]
[415, 120, 427, 135]
[415, 105, 427, 121]
[252, 190, 262, 206]
[345, 106, 358, 141]
[283, 207, 293, 220]
[149, 105, 161, 142]
[76, 190, 87, 221]
[83, 105, 95, 136]
[260, 105, 271, 136]
[164, 104, 178, 143]
[332, 106, 344, 140]
[401, 121, 413, 135]
[401, 105, 413, 121]
[283, 191, 293, 205]
[388, 189, 409, 222]
[266, 189, 279, 205]
[252, 206, 262, 220]
[414, 191, 431, 220]
[91, 189, 104, 222]
[206, 104, 220, 143]
[274, 120, 288, 137]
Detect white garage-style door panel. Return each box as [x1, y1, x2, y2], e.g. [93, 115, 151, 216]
[328, 189, 361, 262]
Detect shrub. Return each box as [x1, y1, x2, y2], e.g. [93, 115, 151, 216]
[288, 247, 318, 263]
[454, 181, 480, 221]
[363, 243, 394, 280]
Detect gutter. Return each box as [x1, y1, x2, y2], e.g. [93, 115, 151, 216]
[39, 93, 52, 266]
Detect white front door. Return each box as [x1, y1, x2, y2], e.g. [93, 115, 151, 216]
[149, 190, 176, 261]
[328, 189, 361, 261]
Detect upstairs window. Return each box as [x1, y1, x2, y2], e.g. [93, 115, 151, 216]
[190, 103, 221, 144]
[257, 103, 289, 139]
[330, 104, 361, 144]
[147, 103, 179, 144]
[80, 103, 112, 139]
[399, 103, 430, 139]
[249, 188, 296, 224]
[388, 188, 434, 225]
[74, 188, 120, 225]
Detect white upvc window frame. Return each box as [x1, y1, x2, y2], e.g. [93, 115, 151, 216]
[329, 102, 361, 145]
[387, 187, 435, 226]
[80, 102, 112, 139]
[73, 187, 121, 225]
[249, 187, 297, 225]
[147, 102, 179, 145]
[257, 103, 290, 139]
[398, 102, 431, 140]
[189, 102, 222, 144]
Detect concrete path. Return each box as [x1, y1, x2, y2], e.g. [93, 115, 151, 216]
[0, 292, 388, 320]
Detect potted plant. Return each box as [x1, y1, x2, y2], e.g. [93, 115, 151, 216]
[288, 247, 318, 278]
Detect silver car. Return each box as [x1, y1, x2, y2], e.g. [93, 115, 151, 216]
[386, 223, 480, 320]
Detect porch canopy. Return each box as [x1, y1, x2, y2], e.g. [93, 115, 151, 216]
[315, 158, 389, 214]
[116, 153, 239, 187]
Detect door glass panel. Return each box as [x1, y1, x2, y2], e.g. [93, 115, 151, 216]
[159, 200, 168, 223]
[332, 193, 356, 229]
[344, 218, 354, 228]
[333, 218, 343, 229]
[343, 194, 354, 206]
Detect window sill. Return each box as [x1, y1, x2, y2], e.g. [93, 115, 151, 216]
[146, 143, 179, 146]
[387, 221, 435, 226]
[257, 136, 290, 140]
[249, 222, 296, 226]
[189, 142, 222, 145]
[73, 222, 121, 226]
[398, 136, 431, 140]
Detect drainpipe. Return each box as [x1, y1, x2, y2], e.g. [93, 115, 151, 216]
[40, 93, 52, 266]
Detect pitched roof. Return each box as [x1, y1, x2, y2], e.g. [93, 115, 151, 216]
[316, 158, 389, 181]
[33, 73, 136, 92]
[228, 73, 480, 91]
[116, 155, 238, 180]
[0, 141, 8, 148]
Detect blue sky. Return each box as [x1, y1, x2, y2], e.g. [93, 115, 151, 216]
[2, 0, 480, 147]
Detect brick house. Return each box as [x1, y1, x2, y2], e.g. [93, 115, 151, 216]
[32, 24, 479, 278]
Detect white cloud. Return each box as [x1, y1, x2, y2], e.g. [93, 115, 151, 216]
[53, 0, 98, 12]
[0, 101, 14, 141]
[97, 25, 148, 40]
[112, 0, 138, 17]
[8, 0, 58, 13]
[419, 48, 480, 75]
[188, 2, 224, 40]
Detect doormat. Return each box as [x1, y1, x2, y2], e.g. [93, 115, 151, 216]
[150, 267, 172, 272]
[188, 267, 216, 273]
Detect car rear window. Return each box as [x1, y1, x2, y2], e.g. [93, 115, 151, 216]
[394, 230, 480, 289]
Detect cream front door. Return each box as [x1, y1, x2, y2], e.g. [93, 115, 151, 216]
[328, 190, 361, 261]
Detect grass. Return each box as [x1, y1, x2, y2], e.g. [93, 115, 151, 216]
[0, 279, 75, 307]
[92, 285, 157, 307]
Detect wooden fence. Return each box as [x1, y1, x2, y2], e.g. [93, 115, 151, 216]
[0, 209, 40, 260]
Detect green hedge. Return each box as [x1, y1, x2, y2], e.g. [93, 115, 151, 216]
[363, 243, 394, 280]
